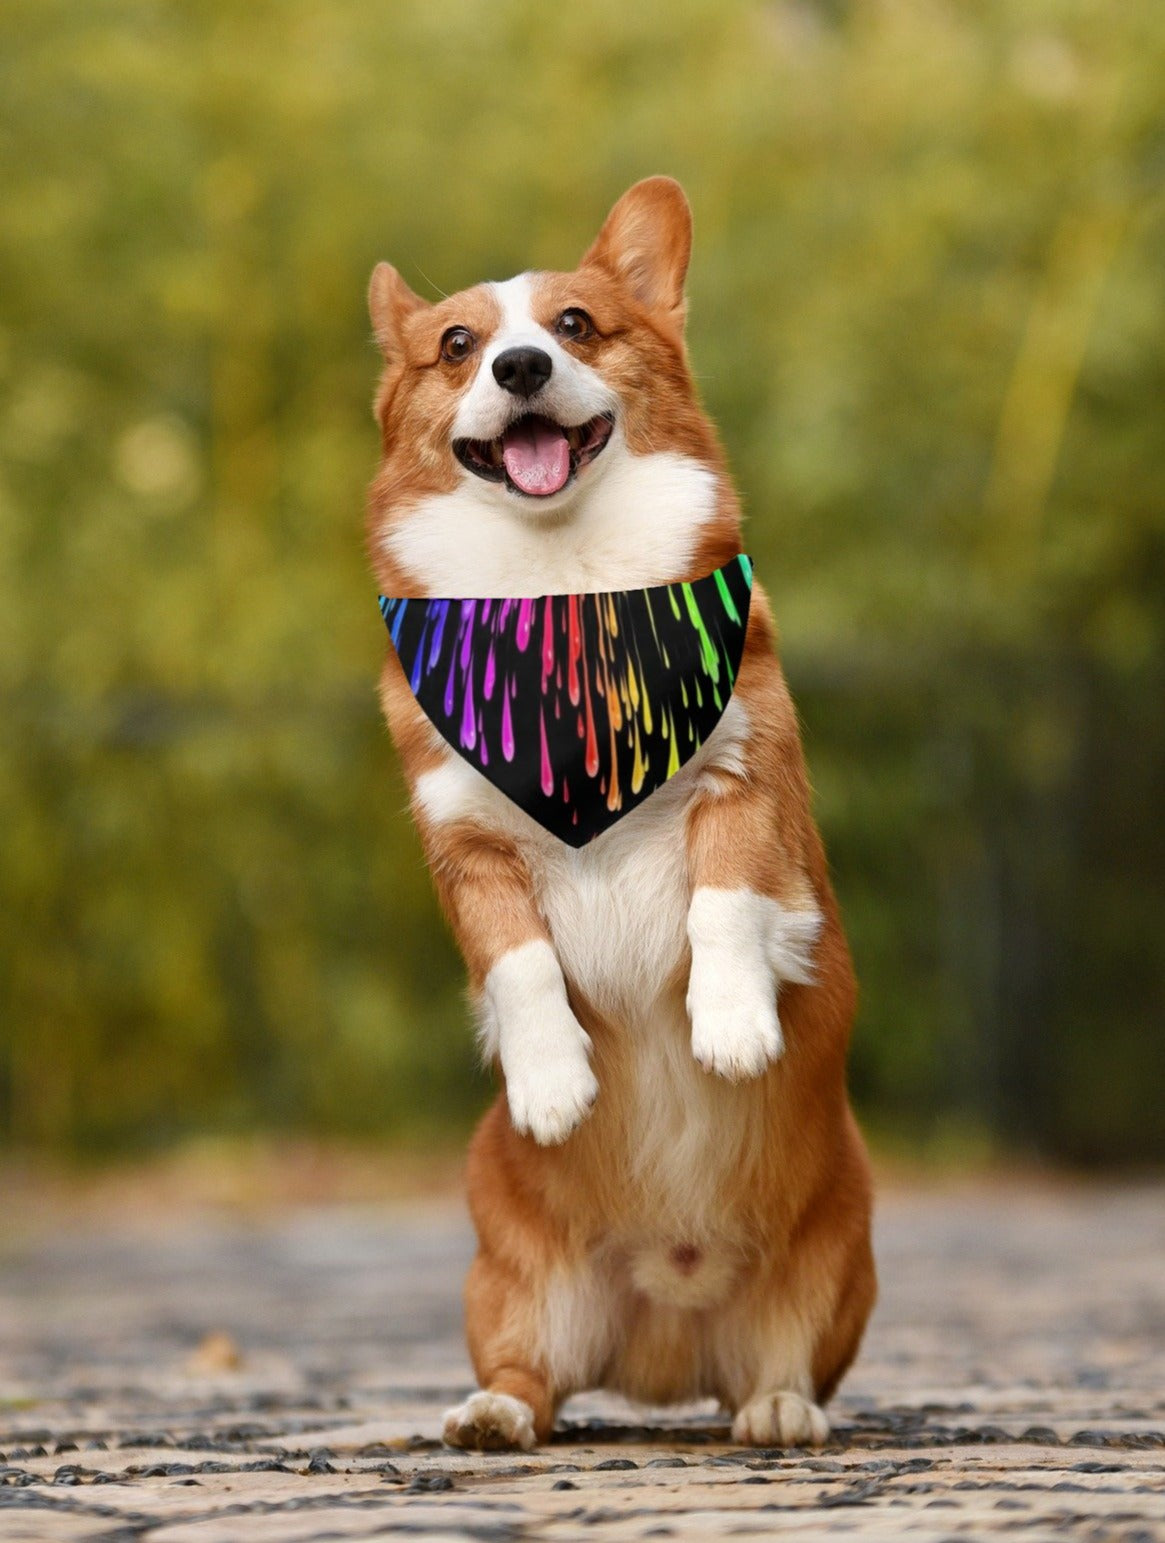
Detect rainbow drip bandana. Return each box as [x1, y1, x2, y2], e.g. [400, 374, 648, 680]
[379, 554, 753, 847]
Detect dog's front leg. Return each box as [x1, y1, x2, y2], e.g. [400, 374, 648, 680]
[479, 937, 598, 1145]
[685, 885, 820, 1079]
[422, 814, 596, 1145]
[684, 660, 822, 1080]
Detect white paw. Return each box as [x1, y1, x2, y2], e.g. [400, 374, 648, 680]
[443, 1390, 536, 1451]
[689, 991, 784, 1081]
[732, 1390, 830, 1447]
[685, 887, 818, 1082]
[483, 940, 599, 1145]
[504, 1038, 598, 1145]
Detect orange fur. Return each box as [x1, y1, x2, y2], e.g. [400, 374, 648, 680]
[366, 178, 875, 1448]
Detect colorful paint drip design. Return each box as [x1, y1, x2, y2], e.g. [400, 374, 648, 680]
[379, 554, 753, 847]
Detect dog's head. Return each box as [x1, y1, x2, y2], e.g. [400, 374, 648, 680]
[367, 178, 738, 596]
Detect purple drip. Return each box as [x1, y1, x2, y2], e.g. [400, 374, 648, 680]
[460, 663, 476, 749]
[484, 642, 496, 700]
[428, 600, 449, 668]
[516, 598, 534, 651]
[459, 600, 475, 670]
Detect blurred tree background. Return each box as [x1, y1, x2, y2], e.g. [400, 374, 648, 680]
[1, 0, 1162, 1164]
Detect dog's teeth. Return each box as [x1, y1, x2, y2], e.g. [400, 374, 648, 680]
[488, 439, 503, 467]
[566, 426, 581, 452]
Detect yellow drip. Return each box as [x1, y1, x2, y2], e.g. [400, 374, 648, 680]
[630, 722, 647, 794]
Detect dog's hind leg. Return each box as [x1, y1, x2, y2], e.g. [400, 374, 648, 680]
[442, 1248, 552, 1450]
[709, 1131, 876, 1448]
[443, 1240, 616, 1450]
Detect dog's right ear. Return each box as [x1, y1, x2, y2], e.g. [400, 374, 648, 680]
[368, 262, 426, 361]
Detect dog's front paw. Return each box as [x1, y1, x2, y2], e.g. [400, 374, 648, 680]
[732, 1390, 829, 1447]
[504, 1037, 598, 1145]
[689, 992, 783, 1081]
[443, 1390, 536, 1451]
[485, 940, 599, 1145]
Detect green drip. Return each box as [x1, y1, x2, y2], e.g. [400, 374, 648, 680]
[714, 567, 741, 624]
[643, 590, 669, 695]
[682, 582, 720, 681]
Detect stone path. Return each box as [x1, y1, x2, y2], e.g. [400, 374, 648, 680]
[1, 1180, 1162, 1541]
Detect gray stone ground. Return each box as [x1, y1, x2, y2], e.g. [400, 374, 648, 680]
[1, 1180, 1162, 1542]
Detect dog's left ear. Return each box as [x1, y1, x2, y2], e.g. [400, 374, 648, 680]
[368, 262, 427, 362]
[582, 177, 692, 326]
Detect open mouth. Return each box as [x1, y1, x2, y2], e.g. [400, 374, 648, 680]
[454, 412, 615, 498]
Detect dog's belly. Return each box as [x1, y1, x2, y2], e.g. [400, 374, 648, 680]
[531, 753, 761, 1261]
[415, 702, 758, 1261]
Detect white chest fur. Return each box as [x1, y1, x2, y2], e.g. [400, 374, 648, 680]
[385, 439, 718, 598]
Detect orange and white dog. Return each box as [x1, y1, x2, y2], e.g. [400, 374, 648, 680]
[366, 178, 875, 1451]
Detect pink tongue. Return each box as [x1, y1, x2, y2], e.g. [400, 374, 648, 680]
[502, 416, 571, 496]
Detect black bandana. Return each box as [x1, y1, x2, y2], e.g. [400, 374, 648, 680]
[380, 555, 752, 847]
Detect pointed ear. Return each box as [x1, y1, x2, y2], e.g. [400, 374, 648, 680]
[581, 177, 692, 323]
[368, 262, 427, 360]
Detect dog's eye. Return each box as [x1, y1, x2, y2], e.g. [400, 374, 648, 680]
[554, 308, 595, 342]
[440, 327, 477, 363]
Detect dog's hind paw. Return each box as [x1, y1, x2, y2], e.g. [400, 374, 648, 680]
[732, 1390, 829, 1447]
[443, 1390, 537, 1451]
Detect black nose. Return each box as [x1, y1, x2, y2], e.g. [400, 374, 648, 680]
[492, 346, 553, 399]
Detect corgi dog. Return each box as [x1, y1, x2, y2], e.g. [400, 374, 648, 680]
[366, 177, 875, 1451]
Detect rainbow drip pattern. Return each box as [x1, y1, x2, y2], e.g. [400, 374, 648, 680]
[379, 554, 753, 847]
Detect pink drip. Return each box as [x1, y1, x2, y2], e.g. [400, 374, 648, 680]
[567, 595, 581, 705]
[539, 706, 554, 797]
[501, 682, 515, 762]
[484, 641, 496, 700]
[541, 597, 555, 686]
[516, 598, 534, 651]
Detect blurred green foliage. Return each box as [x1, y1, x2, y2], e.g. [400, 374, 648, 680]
[1, 0, 1162, 1162]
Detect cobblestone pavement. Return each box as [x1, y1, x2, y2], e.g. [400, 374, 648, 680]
[1, 1181, 1162, 1541]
